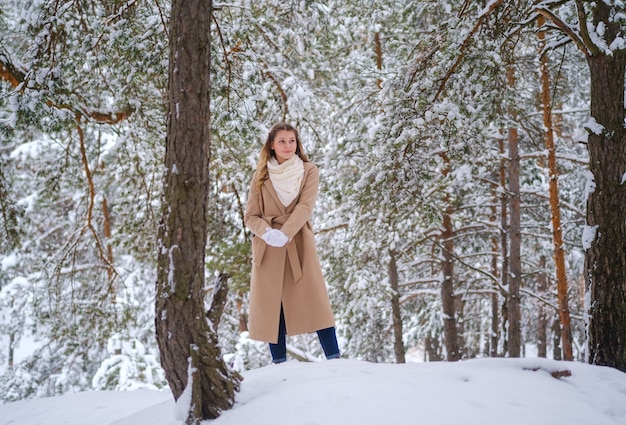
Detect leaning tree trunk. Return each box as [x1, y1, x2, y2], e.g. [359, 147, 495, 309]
[585, 49, 626, 372]
[538, 16, 573, 360]
[155, 0, 241, 422]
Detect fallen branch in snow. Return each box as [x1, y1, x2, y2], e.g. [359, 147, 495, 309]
[524, 366, 572, 379]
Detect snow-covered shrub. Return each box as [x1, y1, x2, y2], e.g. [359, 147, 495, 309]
[92, 334, 166, 391]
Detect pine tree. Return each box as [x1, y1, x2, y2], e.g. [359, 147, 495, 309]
[154, 0, 241, 422]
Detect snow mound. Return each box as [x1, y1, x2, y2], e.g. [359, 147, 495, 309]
[1, 358, 625, 425]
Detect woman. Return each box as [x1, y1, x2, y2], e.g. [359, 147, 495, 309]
[244, 122, 340, 363]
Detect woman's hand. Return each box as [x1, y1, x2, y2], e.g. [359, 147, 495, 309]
[262, 228, 289, 247]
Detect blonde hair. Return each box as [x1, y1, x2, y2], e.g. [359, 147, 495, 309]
[256, 122, 309, 190]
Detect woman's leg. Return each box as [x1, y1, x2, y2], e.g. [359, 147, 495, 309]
[268, 306, 287, 363]
[317, 327, 340, 359]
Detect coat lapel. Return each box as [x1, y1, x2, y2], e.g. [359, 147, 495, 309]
[263, 178, 287, 214]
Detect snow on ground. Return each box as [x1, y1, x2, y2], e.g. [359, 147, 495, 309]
[1, 357, 626, 425]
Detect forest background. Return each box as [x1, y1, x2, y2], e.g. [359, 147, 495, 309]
[0, 0, 619, 403]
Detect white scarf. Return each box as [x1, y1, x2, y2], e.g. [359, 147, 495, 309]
[267, 156, 304, 207]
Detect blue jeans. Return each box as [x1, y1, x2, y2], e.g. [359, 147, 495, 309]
[269, 306, 340, 363]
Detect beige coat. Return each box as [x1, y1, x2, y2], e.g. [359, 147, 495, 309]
[244, 162, 335, 343]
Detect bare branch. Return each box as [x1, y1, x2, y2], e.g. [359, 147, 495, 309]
[76, 121, 117, 283]
[534, 6, 590, 57]
[0, 58, 26, 88]
[1, 57, 134, 124]
[575, 0, 602, 56]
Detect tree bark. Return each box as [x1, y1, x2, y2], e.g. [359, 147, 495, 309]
[425, 335, 443, 361]
[537, 255, 547, 358]
[585, 48, 626, 371]
[552, 315, 562, 361]
[490, 202, 499, 357]
[507, 127, 522, 357]
[440, 152, 460, 361]
[388, 250, 406, 363]
[155, 0, 241, 422]
[8, 332, 14, 368]
[498, 137, 509, 356]
[538, 16, 573, 360]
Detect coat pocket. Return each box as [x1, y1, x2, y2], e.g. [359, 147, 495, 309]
[251, 236, 267, 267]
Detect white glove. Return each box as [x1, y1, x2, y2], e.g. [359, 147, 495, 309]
[262, 228, 289, 247]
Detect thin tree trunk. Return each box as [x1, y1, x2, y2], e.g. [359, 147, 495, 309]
[236, 293, 248, 332]
[507, 127, 522, 357]
[537, 255, 547, 358]
[440, 152, 460, 361]
[374, 32, 383, 89]
[8, 332, 14, 368]
[388, 250, 406, 363]
[552, 315, 562, 361]
[155, 0, 241, 422]
[498, 138, 509, 355]
[102, 197, 114, 281]
[538, 16, 573, 361]
[490, 202, 499, 357]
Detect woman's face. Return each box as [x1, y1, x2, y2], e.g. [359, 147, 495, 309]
[271, 130, 297, 164]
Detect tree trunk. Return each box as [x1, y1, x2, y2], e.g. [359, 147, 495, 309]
[155, 0, 241, 422]
[425, 335, 443, 361]
[101, 197, 114, 280]
[388, 250, 406, 363]
[507, 127, 522, 357]
[552, 315, 562, 361]
[490, 202, 499, 357]
[498, 137, 509, 356]
[8, 332, 14, 368]
[538, 17, 573, 360]
[440, 152, 460, 361]
[537, 255, 547, 358]
[585, 48, 626, 371]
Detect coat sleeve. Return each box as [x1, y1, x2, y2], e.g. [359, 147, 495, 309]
[244, 173, 270, 237]
[280, 164, 319, 240]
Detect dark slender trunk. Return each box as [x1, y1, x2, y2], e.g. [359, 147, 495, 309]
[499, 138, 509, 355]
[552, 315, 562, 361]
[537, 255, 547, 358]
[490, 203, 499, 357]
[440, 153, 460, 362]
[388, 250, 406, 363]
[507, 127, 522, 357]
[8, 332, 14, 368]
[441, 208, 459, 361]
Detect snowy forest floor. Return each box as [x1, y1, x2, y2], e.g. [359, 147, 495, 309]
[1, 357, 626, 425]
